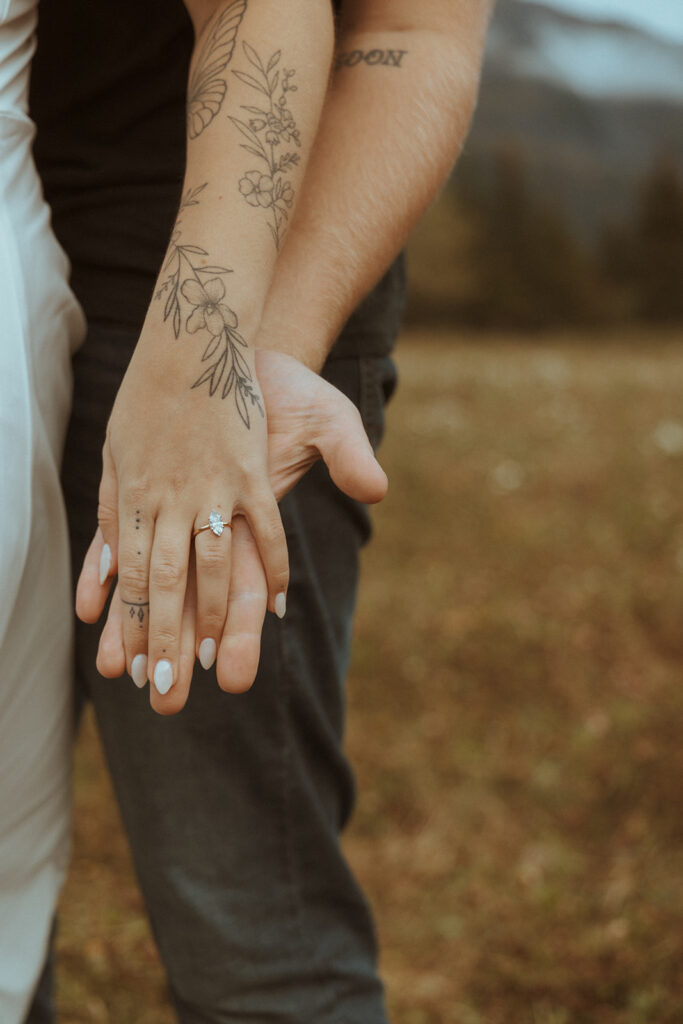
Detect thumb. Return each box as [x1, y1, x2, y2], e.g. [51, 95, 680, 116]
[318, 406, 388, 505]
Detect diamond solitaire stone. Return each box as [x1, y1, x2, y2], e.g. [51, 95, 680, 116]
[209, 510, 224, 536]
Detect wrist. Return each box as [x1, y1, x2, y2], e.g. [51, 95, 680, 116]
[255, 319, 330, 374]
[255, 249, 347, 373]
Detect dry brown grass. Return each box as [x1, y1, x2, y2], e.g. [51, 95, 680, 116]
[58, 331, 683, 1023]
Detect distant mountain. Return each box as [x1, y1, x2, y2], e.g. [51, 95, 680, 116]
[487, 1, 683, 101]
[457, 0, 683, 239]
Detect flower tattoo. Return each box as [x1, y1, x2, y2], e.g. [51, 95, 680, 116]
[239, 170, 275, 208]
[183, 278, 238, 335]
[229, 43, 300, 249]
[155, 184, 264, 427]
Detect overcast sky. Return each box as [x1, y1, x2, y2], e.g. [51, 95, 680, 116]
[519, 0, 683, 42]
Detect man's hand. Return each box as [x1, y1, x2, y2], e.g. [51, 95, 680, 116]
[256, 350, 387, 505]
[76, 348, 387, 712]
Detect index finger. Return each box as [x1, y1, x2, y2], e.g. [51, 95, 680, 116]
[76, 528, 115, 624]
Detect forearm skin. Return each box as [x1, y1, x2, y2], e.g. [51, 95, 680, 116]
[257, 3, 495, 371]
[132, 0, 334, 420]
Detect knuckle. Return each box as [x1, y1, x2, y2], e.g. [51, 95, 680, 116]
[240, 457, 264, 486]
[196, 545, 229, 573]
[118, 564, 149, 593]
[231, 586, 267, 606]
[151, 559, 185, 591]
[122, 483, 150, 511]
[168, 473, 187, 498]
[201, 608, 227, 634]
[97, 500, 117, 529]
[272, 567, 290, 590]
[259, 511, 285, 547]
[150, 626, 178, 649]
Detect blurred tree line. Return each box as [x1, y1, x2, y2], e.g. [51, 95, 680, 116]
[406, 148, 683, 330]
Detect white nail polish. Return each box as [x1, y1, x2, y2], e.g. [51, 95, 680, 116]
[99, 543, 112, 585]
[274, 592, 287, 620]
[153, 659, 174, 695]
[131, 654, 148, 688]
[199, 638, 217, 671]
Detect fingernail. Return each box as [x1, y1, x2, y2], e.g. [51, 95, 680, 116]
[153, 659, 174, 695]
[99, 543, 112, 585]
[131, 654, 148, 688]
[199, 637, 217, 671]
[274, 592, 287, 620]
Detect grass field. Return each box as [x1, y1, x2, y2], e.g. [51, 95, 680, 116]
[57, 332, 683, 1023]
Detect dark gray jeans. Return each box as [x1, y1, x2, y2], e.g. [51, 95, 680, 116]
[28, 326, 396, 1023]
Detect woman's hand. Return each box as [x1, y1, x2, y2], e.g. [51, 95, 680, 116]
[78, 349, 388, 711]
[92, 516, 268, 715]
[93, 331, 288, 702]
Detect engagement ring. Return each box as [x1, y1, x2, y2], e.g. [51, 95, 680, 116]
[193, 510, 232, 538]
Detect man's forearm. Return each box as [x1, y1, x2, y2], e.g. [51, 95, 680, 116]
[257, 0, 494, 371]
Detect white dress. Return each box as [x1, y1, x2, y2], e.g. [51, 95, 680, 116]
[0, 1, 85, 1019]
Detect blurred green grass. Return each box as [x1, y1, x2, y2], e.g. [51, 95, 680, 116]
[58, 331, 683, 1023]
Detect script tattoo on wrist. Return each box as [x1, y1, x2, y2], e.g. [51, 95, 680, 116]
[187, 0, 247, 140]
[335, 49, 408, 70]
[229, 43, 301, 250]
[155, 183, 264, 428]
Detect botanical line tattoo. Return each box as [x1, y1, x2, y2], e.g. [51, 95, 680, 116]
[229, 43, 301, 250]
[187, 0, 247, 140]
[335, 49, 408, 69]
[155, 184, 264, 427]
[122, 599, 149, 625]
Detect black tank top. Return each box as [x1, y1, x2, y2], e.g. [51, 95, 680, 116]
[30, 0, 404, 357]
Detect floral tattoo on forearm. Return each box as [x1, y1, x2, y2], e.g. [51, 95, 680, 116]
[155, 183, 264, 428]
[186, 0, 247, 140]
[229, 43, 301, 250]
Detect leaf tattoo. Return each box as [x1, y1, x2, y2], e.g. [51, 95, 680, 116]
[187, 0, 248, 140]
[229, 44, 301, 249]
[155, 185, 264, 428]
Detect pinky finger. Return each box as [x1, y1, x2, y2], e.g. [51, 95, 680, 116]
[243, 495, 289, 619]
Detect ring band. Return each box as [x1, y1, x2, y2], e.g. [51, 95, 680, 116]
[193, 509, 233, 538]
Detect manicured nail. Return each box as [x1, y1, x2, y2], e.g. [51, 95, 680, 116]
[99, 543, 112, 585]
[199, 638, 217, 671]
[153, 659, 174, 695]
[131, 654, 148, 688]
[274, 592, 287, 620]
